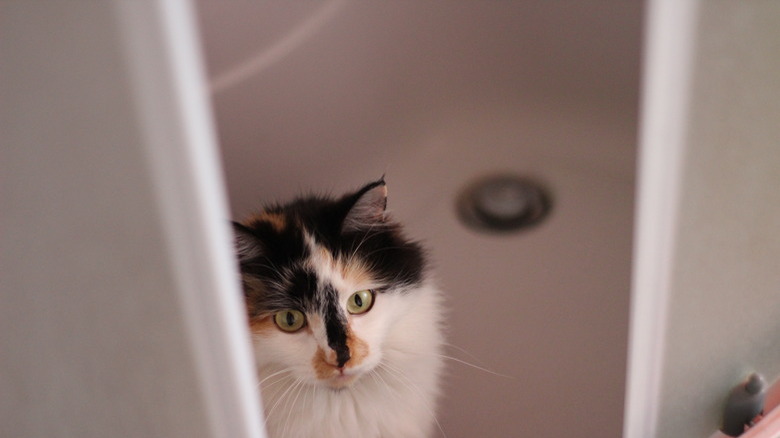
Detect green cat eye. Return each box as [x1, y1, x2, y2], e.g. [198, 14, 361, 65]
[347, 290, 375, 315]
[273, 309, 306, 332]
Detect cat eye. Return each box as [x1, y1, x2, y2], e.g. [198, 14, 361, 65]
[347, 290, 375, 315]
[273, 309, 306, 333]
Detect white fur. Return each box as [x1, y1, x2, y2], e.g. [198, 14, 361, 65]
[252, 237, 445, 438]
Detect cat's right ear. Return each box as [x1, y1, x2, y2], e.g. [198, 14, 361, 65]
[341, 179, 388, 233]
[232, 221, 262, 261]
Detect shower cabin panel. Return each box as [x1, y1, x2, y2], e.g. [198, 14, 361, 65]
[625, 1, 780, 437]
[1, 2, 264, 437]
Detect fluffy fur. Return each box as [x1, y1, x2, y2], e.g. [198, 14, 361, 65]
[233, 179, 445, 438]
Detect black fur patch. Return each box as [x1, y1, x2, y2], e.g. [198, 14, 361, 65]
[321, 285, 350, 367]
[233, 180, 427, 319]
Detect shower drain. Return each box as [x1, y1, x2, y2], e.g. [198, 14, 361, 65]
[456, 174, 552, 233]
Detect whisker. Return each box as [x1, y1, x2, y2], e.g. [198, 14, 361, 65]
[436, 353, 514, 379]
[371, 365, 433, 436]
[258, 372, 297, 413]
[257, 367, 294, 387]
[442, 342, 483, 364]
[265, 377, 302, 426]
[259, 373, 296, 399]
[410, 349, 515, 380]
[378, 363, 447, 438]
[358, 244, 410, 260]
[301, 379, 313, 415]
[281, 379, 307, 438]
[368, 371, 384, 391]
[302, 381, 316, 430]
[348, 225, 377, 260]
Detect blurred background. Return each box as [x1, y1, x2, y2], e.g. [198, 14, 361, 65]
[196, 1, 643, 436]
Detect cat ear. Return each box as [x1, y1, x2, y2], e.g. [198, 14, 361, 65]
[341, 179, 388, 233]
[232, 221, 262, 261]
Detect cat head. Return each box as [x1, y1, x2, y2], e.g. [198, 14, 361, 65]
[233, 179, 427, 389]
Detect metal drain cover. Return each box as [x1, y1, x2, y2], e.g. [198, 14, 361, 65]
[456, 174, 552, 233]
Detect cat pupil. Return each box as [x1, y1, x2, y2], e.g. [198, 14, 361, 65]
[354, 294, 363, 307]
[286, 311, 295, 327]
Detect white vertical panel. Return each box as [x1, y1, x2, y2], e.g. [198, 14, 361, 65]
[0, 1, 264, 437]
[625, 1, 780, 437]
[623, 1, 700, 436]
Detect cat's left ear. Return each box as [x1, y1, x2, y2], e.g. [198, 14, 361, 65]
[341, 179, 388, 233]
[232, 221, 263, 261]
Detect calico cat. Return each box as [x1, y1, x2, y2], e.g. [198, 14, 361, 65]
[233, 179, 445, 438]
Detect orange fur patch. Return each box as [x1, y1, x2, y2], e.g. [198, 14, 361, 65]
[338, 257, 372, 286]
[311, 244, 373, 287]
[249, 316, 276, 336]
[346, 330, 369, 366]
[312, 347, 336, 380]
[316, 247, 335, 267]
[311, 328, 370, 380]
[247, 212, 287, 233]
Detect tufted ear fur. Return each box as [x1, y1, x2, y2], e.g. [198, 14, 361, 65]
[341, 179, 388, 234]
[232, 221, 262, 262]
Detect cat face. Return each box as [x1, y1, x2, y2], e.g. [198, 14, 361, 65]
[233, 180, 426, 389]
